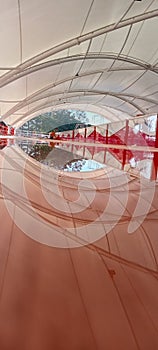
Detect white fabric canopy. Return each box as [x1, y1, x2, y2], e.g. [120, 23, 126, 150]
[0, 0, 158, 127]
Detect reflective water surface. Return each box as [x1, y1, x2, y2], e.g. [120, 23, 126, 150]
[15, 138, 158, 180]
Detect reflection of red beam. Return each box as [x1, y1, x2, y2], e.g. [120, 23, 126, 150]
[94, 126, 96, 141]
[52, 139, 158, 152]
[84, 128, 87, 141]
[106, 124, 108, 144]
[151, 152, 158, 180]
[122, 120, 129, 170]
[0, 138, 7, 149]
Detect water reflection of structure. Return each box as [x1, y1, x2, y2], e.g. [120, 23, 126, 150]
[0, 139, 7, 150]
[63, 158, 105, 172]
[0, 138, 15, 150]
[17, 137, 158, 180]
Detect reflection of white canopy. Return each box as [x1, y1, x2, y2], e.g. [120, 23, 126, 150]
[0, 0, 158, 127]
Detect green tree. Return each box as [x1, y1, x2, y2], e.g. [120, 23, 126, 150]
[18, 110, 91, 134]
